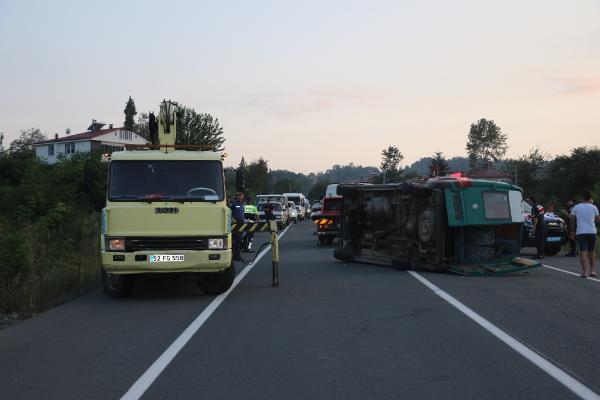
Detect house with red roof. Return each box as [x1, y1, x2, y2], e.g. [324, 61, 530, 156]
[33, 121, 146, 164]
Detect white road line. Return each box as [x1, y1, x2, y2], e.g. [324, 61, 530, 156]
[120, 226, 291, 400]
[542, 264, 600, 283]
[409, 271, 600, 400]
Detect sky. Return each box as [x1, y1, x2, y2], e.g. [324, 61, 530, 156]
[0, 0, 599, 173]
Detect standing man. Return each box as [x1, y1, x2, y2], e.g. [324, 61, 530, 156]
[527, 196, 546, 259]
[564, 200, 577, 257]
[570, 191, 600, 278]
[229, 192, 245, 262]
[242, 195, 259, 252]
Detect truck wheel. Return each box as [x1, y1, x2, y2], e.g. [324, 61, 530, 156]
[102, 269, 134, 298]
[197, 261, 236, 295]
[544, 244, 562, 256]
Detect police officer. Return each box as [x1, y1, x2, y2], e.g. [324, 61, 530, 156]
[527, 196, 546, 259]
[229, 192, 245, 261]
[242, 195, 259, 252]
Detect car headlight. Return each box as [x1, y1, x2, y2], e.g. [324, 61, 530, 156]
[208, 238, 224, 250]
[107, 238, 125, 251]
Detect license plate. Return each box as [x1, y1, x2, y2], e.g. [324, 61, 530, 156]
[546, 237, 561, 242]
[149, 255, 185, 262]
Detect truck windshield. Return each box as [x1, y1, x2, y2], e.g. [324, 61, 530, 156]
[109, 160, 224, 202]
[258, 203, 281, 211]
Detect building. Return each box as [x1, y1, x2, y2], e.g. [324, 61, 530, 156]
[33, 122, 146, 164]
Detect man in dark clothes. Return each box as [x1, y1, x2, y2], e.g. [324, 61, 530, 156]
[527, 196, 546, 259]
[229, 192, 245, 261]
[564, 200, 577, 256]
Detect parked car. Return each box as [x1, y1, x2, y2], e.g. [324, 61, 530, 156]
[521, 201, 568, 256]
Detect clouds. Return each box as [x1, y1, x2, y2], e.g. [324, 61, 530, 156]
[550, 77, 600, 95]
[243, 87, 381, 120]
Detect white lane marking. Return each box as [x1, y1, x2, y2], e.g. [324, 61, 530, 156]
[120, 226, 291, 400]
[542, 264, 600, 283]
[409, 271, 600, 400]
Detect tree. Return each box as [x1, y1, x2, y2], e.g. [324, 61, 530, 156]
[236, 157, 247, 193]
[123, 96, 137, 131]
[175, 106, 225, 151]
[308, 180, 329, 201]
[504, 147, 547, 191]
[428, 152, 449, 177]
[9, 128, 47, 156]
[466, 118, 508, 169]
[0, 132, 4, 153]
[246, 158, 269, 195]
[380, 145, 403, 183]
[133, 112, 149, 139]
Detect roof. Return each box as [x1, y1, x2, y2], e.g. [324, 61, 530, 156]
[109, 150, 222, 161]
[34, 127, 129, 145]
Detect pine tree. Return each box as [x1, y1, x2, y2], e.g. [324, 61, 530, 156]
[123, 96, 137, 131]
[428, 152, 449, 177]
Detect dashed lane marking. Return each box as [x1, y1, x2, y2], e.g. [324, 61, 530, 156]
[409, 271, 600, 400]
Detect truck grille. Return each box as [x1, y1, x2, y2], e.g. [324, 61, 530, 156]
[125, 237, 222, 252]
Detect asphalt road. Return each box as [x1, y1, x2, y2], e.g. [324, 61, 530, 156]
[1, 222, 600, 400]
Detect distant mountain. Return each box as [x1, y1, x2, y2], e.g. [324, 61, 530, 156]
[406, 156, 469, 176]
[316, 163, 379, 183]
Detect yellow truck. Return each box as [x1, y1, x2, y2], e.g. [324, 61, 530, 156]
[100, 100, 234, 297]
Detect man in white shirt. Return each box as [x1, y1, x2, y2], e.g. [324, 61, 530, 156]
[569, 191, 600, 278]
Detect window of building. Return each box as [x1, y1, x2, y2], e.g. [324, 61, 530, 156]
[48, 145, 54, 157]
[65, 143, 75, 154]
[119, 131, 132, 140]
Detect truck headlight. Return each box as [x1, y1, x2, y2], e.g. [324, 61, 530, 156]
[107, 238, 125, 251]
[208, 238, 224, 250]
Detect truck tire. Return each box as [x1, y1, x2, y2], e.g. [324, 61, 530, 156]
[102, 269, 134, 298]
[544, 244, 562, 256]
[197, 261, 236, 295]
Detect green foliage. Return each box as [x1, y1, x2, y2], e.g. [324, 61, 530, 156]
[133, 112, 150, 139]
[175, 106, 225, 151]
[428, 152, 449, 177]
[246, 158, 269, 196]
[544, 147, 600, 201]
[0, 150, 107, 316]
[8, 128, 47, 156]
[308, 180, 329, 201]
[466, 119, 508, 168]
[124, 96, 137, 131]
[380, 145, 404, 183]
[503, 147, 548, 195]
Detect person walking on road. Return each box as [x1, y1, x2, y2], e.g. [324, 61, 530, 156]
[527, 196, 546, 259]
[569, 191, 600, 278]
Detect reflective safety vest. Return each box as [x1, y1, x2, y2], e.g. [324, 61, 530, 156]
[244, 204, 258, 215]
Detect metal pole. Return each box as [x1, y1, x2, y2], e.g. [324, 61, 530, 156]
[270, 220, 279, 287]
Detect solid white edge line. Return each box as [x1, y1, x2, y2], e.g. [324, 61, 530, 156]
[120, 225, 291, 400]
[542, 264, 600, 283]
[409, 271, 600, 400]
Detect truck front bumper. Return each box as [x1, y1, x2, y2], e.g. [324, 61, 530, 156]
[102, 249, 232, 274]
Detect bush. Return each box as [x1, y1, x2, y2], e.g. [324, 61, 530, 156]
[0, 151, 107, 317]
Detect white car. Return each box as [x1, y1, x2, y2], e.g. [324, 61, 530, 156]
[257, 202, 288, 229]
[287, 201, 298, 223]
